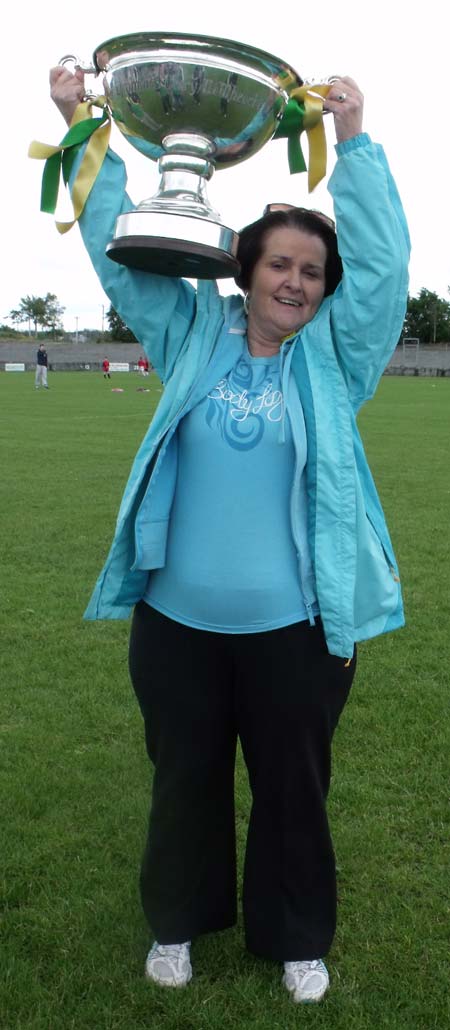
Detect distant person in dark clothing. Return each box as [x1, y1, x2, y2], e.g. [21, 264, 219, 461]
[35, 344, 49, 389]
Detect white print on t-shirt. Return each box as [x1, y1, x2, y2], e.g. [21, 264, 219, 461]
[203, 357, 286, 451]
[207, 379, 284, 423]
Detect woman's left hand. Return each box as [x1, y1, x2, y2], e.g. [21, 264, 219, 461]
[323, 77, 364, 143]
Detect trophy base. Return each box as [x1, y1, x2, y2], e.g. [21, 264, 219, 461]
[106, 211, 240, 279]
[106, 236, 240, 279]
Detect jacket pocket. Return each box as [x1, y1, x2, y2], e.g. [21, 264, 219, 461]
[132, 517, 169, 571]
[353, 509, 399, 631]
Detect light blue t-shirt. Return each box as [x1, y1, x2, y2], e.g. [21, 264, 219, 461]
[144, 345, 318, 631]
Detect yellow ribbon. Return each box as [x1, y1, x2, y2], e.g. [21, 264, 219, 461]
[29, 98, 111, 233]
[291, 83, 331, 191]
[62, 99, 110, 233]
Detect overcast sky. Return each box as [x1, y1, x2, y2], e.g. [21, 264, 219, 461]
[3, 1, 449, 331]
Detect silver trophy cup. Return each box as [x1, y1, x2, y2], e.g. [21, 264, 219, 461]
[77, 32, 303, 278]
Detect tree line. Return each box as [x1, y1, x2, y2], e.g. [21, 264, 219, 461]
[4, 288, 450, 344]
[2, 296, 137, 342]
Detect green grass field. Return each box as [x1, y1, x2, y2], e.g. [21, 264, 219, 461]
[1, 371, 449, 1030]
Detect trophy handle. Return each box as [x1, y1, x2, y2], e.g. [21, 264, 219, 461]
[58, 54, 99, 101]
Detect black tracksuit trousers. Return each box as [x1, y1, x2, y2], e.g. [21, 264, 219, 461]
[128, 601, 356, 961]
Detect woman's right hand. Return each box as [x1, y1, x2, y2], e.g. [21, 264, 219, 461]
[50, 65, 85, 126]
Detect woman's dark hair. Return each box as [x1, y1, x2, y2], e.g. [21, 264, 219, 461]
[234, 209, 343, 298]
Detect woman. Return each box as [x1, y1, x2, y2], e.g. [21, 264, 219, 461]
[50, 68, 410, 1004]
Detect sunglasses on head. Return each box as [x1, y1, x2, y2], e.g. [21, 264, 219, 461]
[262, 203, 335, 231]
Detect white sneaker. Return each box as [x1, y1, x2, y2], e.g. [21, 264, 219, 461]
[282, 958, 329, 1003]
[145, 941, 192, 987]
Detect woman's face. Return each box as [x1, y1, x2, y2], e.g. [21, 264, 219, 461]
[248, 226, 327, 343]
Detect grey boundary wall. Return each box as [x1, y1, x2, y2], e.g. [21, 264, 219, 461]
[0, 341, 144, 373]
[383, 344, 450, 377]
[1, 341, 450, 376]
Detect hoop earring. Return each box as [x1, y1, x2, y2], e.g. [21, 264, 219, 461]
[244, 293, 250, 315]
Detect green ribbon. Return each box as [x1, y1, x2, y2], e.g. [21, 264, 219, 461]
[273, 98, 307, 174]
[38, 113, 109, 215]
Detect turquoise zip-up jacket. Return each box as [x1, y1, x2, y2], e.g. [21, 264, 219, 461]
[76, 132, 410, 658]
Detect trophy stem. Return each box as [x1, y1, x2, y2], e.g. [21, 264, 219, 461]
[142, 169, 219, 220]
[150, 133, 219, 220]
